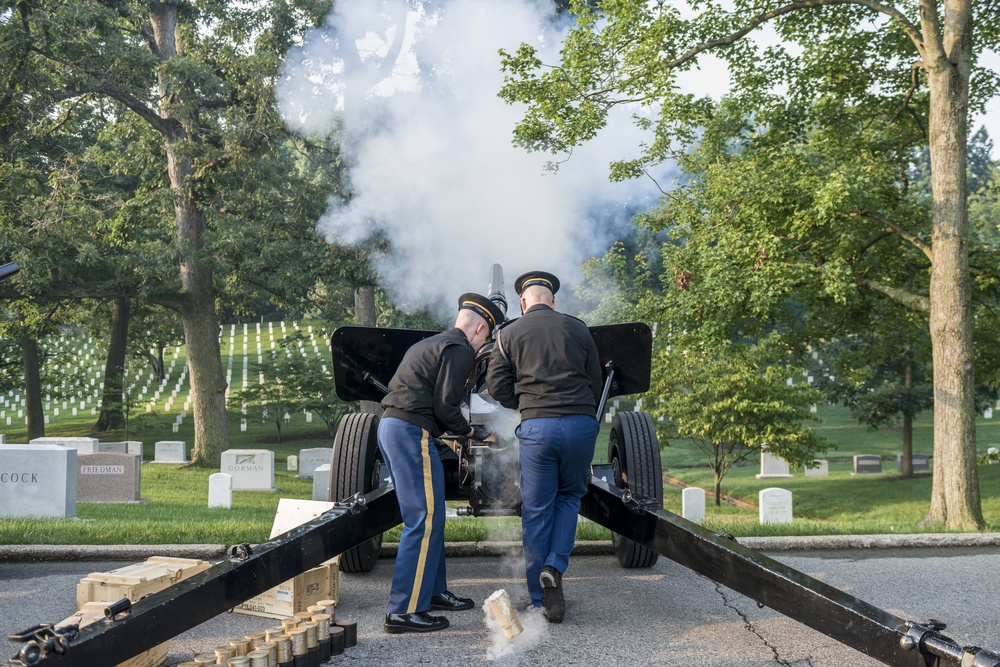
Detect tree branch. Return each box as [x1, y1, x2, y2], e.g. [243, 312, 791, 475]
[857, 278, 930, 311]
[52, 81, 177, 137]
[844, 209, 933, 261]
[663, 0, 925, 70]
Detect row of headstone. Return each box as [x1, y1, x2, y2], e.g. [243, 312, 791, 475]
[680, 486, 794, 525]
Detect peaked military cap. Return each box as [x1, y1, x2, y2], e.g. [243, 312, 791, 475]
[458, 292, 505, 334]
[514, 270, 560, 296]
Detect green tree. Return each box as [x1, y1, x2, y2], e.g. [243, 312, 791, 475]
[500, 2, 1000, 528]
[1, 0, 343, 463]
[811, 330, 934, 477]
[650, 333, 827, 505]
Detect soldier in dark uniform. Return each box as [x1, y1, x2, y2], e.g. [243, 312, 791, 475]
[379, 292, 505, 634]
[485, 271, 603, 623]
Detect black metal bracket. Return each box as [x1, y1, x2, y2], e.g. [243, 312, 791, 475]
[8, 625, 77, 666]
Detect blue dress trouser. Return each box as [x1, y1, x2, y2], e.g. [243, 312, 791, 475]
[377, 417, 447, 614]
[517, 414, 600, 608]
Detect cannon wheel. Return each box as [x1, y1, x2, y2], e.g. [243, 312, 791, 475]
[608, 411, 662, 568]
[329, 412, 385, 572]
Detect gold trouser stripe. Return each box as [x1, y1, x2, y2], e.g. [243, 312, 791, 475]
[407, 429, 435, 613]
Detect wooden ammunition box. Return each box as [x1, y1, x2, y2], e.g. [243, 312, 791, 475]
[233, 498, 342, 619]
[233, 557, 339, 619]
[68, 556, 210, 667]
[75, 556, 212, 610]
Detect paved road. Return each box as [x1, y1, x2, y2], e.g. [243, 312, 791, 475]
[3, 545, 1000, 667]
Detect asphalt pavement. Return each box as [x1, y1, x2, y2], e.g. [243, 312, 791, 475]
[3, 537, 1000, 667]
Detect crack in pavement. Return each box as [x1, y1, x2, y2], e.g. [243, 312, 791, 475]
[714, 583, 815, 667]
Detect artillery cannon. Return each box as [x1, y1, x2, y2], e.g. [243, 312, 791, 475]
[8, 263, 1000, 667]
[326, 263, 661, 571]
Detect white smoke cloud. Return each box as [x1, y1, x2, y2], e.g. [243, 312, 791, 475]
[278, 0, 668, 318]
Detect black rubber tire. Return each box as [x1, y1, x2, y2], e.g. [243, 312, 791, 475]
[329, 412, 385, 573]
[608, 411, 662, 568]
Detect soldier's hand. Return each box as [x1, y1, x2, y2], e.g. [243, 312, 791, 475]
[466, 424, 491, 441]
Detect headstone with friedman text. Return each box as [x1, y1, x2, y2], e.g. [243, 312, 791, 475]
[76, 452, 145, 503]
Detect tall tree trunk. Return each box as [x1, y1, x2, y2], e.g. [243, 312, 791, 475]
[144, 347, 165, 382]
[95, 296, 130, 432]
[150, 2, 229, 465]
[901, 354, 913, 478]
[355, 285, 377, 326]
[20, 336, 44, 440]
[923, 0, 982, 529]
[355, 285, 382, 416]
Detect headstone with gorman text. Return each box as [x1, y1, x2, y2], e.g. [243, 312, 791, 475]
[220, 449, 277, 491]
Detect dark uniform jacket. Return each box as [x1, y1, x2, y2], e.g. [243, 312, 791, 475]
[485, 304, 603, 420]
[381, 327, 474, 437]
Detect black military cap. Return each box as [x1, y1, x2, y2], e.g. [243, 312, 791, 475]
[514, 270, 560, 296]
[458, 292, 505, 334]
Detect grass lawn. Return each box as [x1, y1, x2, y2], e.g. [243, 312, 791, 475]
[3, 325, 1000, 544]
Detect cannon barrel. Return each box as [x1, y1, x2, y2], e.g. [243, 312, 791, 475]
[486, 263, 507, 319]
[0, 263, 19, 281]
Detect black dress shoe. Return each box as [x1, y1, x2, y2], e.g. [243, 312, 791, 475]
[539, 565, 565, 623]
[430, 589, 475, 611]
[384, 612, 450, 634]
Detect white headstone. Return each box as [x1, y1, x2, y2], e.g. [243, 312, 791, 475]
[298, 448, 333, 479]
[0, 434, 5, 444]
[208, 473, 233, 509]
[29, 436, 99, 455]
[153, 441, 188, 463]
[756, 449, 793, 478]
[681, 487, 705, 523]
[985, 408, 993, 419]
[759, 487, 793, 525]
[220, 449, 277, 491]
[312, 464, 331, 501]
[287, 454, 298, 472]
[804, 459, 829, 477]
[0, 444, 77, 518]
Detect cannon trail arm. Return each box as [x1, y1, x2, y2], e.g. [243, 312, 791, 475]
[10, 487, 401, 667]
[581, 476, 1000, 667]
